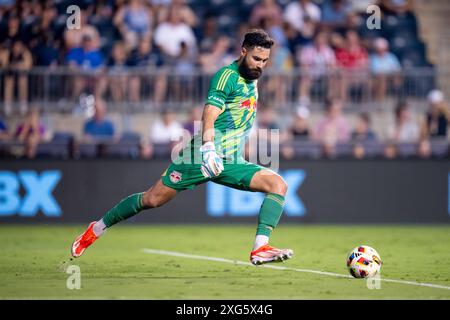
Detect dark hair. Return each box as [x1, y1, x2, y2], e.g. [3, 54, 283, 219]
[242, 29, 274, 49]
[324, 97, 342, 111]
[359, 112, 371, 124]
[395, 100, 408, 119]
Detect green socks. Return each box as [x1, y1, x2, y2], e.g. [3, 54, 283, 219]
[101, 192, 285, 234]
[102, 193, 148, 227]
[256, 193, 285, 237]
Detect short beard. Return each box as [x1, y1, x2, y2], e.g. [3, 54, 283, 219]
[238, 58, 262, 80]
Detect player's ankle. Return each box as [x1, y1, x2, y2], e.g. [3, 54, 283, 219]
[93, 219, 106, 237]
[253, 235, 269, 251]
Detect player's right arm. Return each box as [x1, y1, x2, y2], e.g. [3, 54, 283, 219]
[199, 68, 237, 177]
[199, 105, 224, 178]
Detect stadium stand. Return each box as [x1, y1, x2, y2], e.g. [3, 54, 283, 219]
[0, 0, 448, 160]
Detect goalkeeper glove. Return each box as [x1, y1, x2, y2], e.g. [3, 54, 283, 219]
[200, 141, 224, 178]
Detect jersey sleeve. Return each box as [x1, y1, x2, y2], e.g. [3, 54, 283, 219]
[205, 68, 237, 110]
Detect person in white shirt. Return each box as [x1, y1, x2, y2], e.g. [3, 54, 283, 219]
[388, 101, 420, 143]
[150, 109, 184, 145]
[153, 6, 197, 63]
[283, 0, 321, 32]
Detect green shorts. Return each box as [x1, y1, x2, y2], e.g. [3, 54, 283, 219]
[161, 160, 264, 192]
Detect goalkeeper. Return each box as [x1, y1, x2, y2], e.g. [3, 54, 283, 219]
[71, 29, 293, 265]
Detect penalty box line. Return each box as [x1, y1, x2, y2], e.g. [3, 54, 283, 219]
[142, 248, 450, 291]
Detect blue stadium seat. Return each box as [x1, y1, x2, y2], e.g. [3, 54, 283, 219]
[430, 139, 449, 158]
[52, 131, 74, 143]
[397, 143, 417, 158]
[104, 142, 140, 159]
[362, 141, 384, 158]
[36, 142, 70, 159]
[335, 143, 353, 158]
[152, 143, 172, 159]
[78, 143, 98, 158]
[120, 131, 141, 143]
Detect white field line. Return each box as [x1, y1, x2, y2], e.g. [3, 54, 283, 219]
[142, 248, 450, 291]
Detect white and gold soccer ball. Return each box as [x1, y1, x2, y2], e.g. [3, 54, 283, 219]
[346, 245, 382, 278]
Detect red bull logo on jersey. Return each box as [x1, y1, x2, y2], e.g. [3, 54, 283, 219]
[239, 96, 257, 112]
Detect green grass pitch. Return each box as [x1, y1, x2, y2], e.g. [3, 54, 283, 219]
[0, 225, 449, 299]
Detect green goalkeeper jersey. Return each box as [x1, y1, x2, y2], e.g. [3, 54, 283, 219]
[177, 60, 258, 165]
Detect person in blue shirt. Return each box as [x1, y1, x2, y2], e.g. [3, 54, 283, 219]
[83, 99, 116, 142]
[66, 34, 105, 100]
[370, 38, 402, 101]
[65, 34, 105, 70]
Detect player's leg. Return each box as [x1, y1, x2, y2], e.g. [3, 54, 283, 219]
[213, 163, 293, 265]
[247, 169, 293, 264]
[71, 179, 178, 258]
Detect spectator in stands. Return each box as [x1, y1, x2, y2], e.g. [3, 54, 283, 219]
[352, 143, 366, 159]
[261, 15, 288, 49]
[421, 89, 450, 139]
[383, 141, 398, 159]
[173, 42, 196, 102]
[15, 107, 46, 158]
[290, 105, 311, 138]
[183, 106, 202, 136]
[283, 0, 321, 34]
[153, 6, 196, 107]
[114, 0, 153, 51]
[66, 34, 105, 70]
[297, 31, 337, 105]
[33, 34, 60, 67]
[370, 37, 402, 101]
[3, 40, 33, 115]
[260, 105, 280, 131]
[417, 139, 432, 159]
[335, 29, 369, 102]
[264, 41, 294, 106]
[127, 38, 164, 103]
[283, 15, 316, 55]
[321, 0, 352, 30]
[250, 0, 283, 29]
[379, 0, 415, 15]
[197, 15, 219, 53]
[388, 101, 420, 143]
[351, 112, 377, 142]
[156, 0, 199, 28]
[64, 10, 101, 51]
[313, 98, 351, 157]
[65, 34, 105, 100]
[83, 99, 116, 142]
[88, 1, 115, 43]
[153, 6, 197, 65]
[150, 109, 184, 145]
[199, 36, 233, 73]
[106, 41, 129, 102]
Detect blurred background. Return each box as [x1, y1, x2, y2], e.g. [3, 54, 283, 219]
[0, 0, 449, 160]
[0, 0, 449, 225]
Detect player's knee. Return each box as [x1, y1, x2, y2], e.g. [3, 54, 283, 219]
[269, 176, 288, 196]
[142, 192, 162, 208]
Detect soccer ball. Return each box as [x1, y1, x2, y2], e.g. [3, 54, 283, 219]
[346, 245, 382, 278]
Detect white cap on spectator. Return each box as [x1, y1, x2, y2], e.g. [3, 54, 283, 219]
[296, 105, 310, 119]
[427, 89, 444, 104]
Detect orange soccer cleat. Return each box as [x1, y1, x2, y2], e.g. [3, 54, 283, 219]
[250, 244, 294, 265]
[71, 221, 98, 258]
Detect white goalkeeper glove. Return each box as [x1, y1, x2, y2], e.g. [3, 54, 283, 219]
[200, 141, 224, 178]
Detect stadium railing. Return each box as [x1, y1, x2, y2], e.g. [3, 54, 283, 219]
[0, 66, 445, 113]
